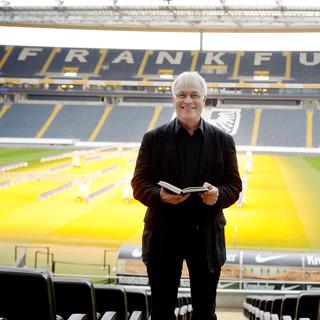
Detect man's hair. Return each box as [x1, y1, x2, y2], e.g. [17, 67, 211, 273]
[171, 71, 207, 97]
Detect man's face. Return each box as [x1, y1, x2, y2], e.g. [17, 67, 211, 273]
[173, 83, 205, 125]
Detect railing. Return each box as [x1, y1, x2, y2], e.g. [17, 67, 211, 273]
[51, 260, 112, 283]
[14, 245, 51, 268]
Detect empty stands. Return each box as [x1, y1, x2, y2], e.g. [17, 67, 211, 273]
[295, 293, 320, 320]
[53, 278, 97, 320]
[0, 103, 54, 138]
[1, 101, 319, 149]
[2, 46, 320, 85]
[257, 109, 306, 147]
[94, 284, 128, 320]
[125, 289, 149, 320]
[243, 293, 320, 320]
[0, 266, 194, 320]
[0, 266, 57, 320]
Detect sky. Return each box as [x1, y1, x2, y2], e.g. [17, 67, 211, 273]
[1, 0, 320, 51]
[1, 27, 320, 51]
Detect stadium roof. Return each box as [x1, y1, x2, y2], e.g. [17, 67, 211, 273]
[1, 0, 320, 32]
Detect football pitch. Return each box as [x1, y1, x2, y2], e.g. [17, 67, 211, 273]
[0, 147, 320, 270]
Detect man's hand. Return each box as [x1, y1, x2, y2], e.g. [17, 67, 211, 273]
[160, 187, 190, 205]
[200, 182, 219, 206]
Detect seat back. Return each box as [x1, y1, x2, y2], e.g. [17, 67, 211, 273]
[295, 293, 320, 320]
[251, 296, 262, 320]
[126, 289, 149, 320]
[270, 296, 283, 320]
[53, 277, 97, 320]
[0, 266, 56, 320]
[94, 284, 128, 320]
[280, 295, 298, 320]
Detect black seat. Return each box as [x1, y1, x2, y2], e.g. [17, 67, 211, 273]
[295, 292, 320, 320]
[262, 296, 273, 320]
[257, 296, 269, 320]
[251, 295, 263, 320]
[126, 289, 149, 320]
[175, 296, 183, 320]
[94, 284, 128, 320]
[179, 295, 191, 320]
[270, 296, 283, 320]
[280, 295, 298, 320]
[0, 266, 57, 320]
[243, 295, 255, 319]
[53, 277, 98, 320]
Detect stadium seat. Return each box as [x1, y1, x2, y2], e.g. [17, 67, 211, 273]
[125, 289, 149, 320]
[243, 295, 255, 319]
[270, 296, 283, 320]
[0, 266, 57, 320]
[175, 296, 189, 320]
[295, 292, 320, 320]
[180, 295, 192, 320]
[146, 292, 152, 317]
[251, 295, 267, 320]
[256, 296, 269, 320]
[53, 277, 100, 320]
[262, 296, 274, 320]
[94, 284, 128, 320]
[279, 295, 298, 320]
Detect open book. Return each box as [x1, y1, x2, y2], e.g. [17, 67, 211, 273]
[158, 181, 208, 195]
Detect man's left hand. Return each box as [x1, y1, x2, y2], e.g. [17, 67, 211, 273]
[200, 182, 219, 206]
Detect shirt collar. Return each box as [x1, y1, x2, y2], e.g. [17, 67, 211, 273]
[175, 118, 204, 136]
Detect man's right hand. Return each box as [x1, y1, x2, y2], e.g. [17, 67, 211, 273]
[160, 187, 190, 205]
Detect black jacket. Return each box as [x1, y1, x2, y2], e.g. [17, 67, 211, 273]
[131, 118, 242, 271]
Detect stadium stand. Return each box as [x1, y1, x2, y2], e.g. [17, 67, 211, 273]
[243, 292, 320, 320]
[95, 106, 155, 143]
[295, 292, 320, 320]
[94, 284, 128, 320]
[2, 46, 320, 85]
[0, 266, 57, 320]
[1, 44, 320, 151]
[279, 295, 298, 320]
[0, 103, 55, 138]
[0, 101, 319, 149]
[1, 266, 174, 320]
[1, 40, 320, 320]
[257, 109, 306, 147]
[53, 278, 98, 320]
[125, 289, 149, 320]
[53, 277, 152, 320]
[43, 104, 107, 141]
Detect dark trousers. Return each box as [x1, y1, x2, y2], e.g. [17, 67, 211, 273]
[146, 227, 221, 320]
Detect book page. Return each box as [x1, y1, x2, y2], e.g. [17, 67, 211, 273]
[158, 181, 182, 194]
[158, 181, 208, 194]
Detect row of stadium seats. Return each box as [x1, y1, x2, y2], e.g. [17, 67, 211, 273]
[1, 102, 320, 147]
[0, 266, 192, 320]
[243, 293, 320, 320]
[2, 45, 320, 83]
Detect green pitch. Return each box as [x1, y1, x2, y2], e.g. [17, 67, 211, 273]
[0, 147, 320, 264]
[225, 153, 320, 251]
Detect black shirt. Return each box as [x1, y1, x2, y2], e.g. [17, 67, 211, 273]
[175, 118, 204, 188]
[173, 118, 204, 228]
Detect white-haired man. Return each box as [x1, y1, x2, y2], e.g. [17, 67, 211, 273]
[132, 71, 242, 320]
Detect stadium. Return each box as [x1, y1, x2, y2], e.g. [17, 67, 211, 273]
[0, 1, 320, 319]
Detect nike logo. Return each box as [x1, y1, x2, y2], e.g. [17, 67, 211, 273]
[218, 282, 238, 289]
[255, 254, 287, 263]
[281, 284, 300, 290]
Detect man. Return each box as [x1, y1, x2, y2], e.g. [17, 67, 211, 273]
[131, 71, 242, 320]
